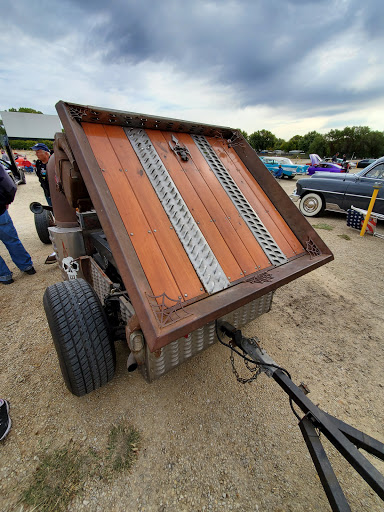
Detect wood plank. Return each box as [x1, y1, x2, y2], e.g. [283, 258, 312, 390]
[104, 125, 204, 300]
[176, 133, 270, 272]
[147, 129, 244, 282]
[207, 137, 302, 258]
[161, 132, 259, 274]
[221, 142, 305, 255]
[82, 122, 183, 306]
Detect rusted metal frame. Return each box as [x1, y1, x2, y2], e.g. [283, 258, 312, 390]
[64, 101, 234, 139]
[146, 252, 332, 350]
[56, 101, 162, 348]
[233, 142, 333, 256]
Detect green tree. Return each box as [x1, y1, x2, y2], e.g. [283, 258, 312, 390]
[308, 134, 328, 157]
[248, 129, 277, 151]
[236, 129, 249, 141]
[7, 107, 43, 114]
[299, 131, 321, 153]
[280, 134, 303, 153]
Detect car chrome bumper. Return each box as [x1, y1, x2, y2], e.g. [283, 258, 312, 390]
[290, 191, 301, 203]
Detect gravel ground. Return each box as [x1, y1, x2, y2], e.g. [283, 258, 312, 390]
[1, 174, 383, 512]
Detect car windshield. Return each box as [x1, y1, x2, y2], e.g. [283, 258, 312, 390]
[355, 158, 381, 176]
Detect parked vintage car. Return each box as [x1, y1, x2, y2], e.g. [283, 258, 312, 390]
[356, 158, 376, 168]
[1, 158, 17, 184]
[290, 156, 384, 216]
[260, 156, 307, 178]
[307, 154, 346, 176]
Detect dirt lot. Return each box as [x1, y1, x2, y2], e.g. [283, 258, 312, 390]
[1, 174, 383, 511]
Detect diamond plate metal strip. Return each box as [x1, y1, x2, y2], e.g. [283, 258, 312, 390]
[125, 128, 230, 294]
[192, 135, 288, 266]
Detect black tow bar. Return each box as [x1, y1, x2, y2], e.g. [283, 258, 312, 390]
[217, 320, 384, 512]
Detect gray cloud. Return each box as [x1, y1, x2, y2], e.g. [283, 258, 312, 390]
[2, 0, 384, 119]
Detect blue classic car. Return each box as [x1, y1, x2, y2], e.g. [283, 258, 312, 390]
[260, 156, 308, 179]
[290, 156, 384, 216]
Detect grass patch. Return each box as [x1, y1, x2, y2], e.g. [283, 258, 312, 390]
[312, 223, 334, 231]
[338, 234, 351, 240]
[19, 420, 140, 511]
[107, 421, 140, 473]
[20, 445, 85, 512]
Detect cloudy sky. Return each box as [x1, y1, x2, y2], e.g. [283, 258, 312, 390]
[1, 0, 383, 139]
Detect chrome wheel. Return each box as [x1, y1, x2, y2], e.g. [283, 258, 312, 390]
[299, 193, 324, 217]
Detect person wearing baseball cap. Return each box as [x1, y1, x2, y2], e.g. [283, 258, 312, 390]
[31, 143, 56, 264]
[31, 143, 52, 205]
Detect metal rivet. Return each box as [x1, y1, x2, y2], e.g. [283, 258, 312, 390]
[148, 230, 151, 233]
[170, 226, 173, 229]
[130, 233, 134, 236]
[154, 229, 157, 232]
[184, 294, 188, 297]
[227, 276, 231, 280]
[200, 288, 203, 291]
[243, 270, 247, 273]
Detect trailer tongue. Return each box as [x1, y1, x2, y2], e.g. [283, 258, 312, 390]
[217, 321, 384, 512]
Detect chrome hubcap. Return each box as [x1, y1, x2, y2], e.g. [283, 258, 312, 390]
[303, 197, 318, 213]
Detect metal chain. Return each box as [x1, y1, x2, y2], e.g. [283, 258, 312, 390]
[229, 339, 262, 384]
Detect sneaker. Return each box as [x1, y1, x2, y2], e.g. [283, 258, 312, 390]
[0, 399, 11, 441]
[44, 254, 57, 264]
[1, 278, 14, 285]
[24, 267, 36, 275]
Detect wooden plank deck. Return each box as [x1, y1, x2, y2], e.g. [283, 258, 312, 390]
[83, 123, 307, 305]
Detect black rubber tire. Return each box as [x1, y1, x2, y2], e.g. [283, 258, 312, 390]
[34, 210, 54, 244]
[43, 279, 116, 396]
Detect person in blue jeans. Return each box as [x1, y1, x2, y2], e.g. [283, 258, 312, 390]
[273, 165, 284, 179]
[0, 163, 36, 284]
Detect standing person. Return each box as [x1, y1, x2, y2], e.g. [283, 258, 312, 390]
[1, 150, 10, 163]
[31, 143, 52, 206]
[332, 152, 339, 163]
[0, 162, 36, 284]
[342, 154, 349, 172]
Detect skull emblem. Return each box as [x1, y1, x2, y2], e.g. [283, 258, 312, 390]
[62, 256, 79, 280]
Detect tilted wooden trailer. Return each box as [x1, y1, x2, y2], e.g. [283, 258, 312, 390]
[42, 100, 332, 393]
[40, 102, 384, 511]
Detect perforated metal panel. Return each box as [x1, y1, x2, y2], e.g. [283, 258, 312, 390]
[192, 135, 288, 266]
[126, 127, 230, 294]
[140, 292, 274, 382]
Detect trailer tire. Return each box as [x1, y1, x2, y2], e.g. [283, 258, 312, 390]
[43, 279, 116, 396]
[34, 210, 54, 244]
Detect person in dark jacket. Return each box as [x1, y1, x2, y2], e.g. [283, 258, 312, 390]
[31, 143, 52, 205]
[0, 163, 35, 284]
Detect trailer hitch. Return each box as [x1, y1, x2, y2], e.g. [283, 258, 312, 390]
[216, 320, 384, 512]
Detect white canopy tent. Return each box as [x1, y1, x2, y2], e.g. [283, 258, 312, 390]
[0, 111, 62, 139]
